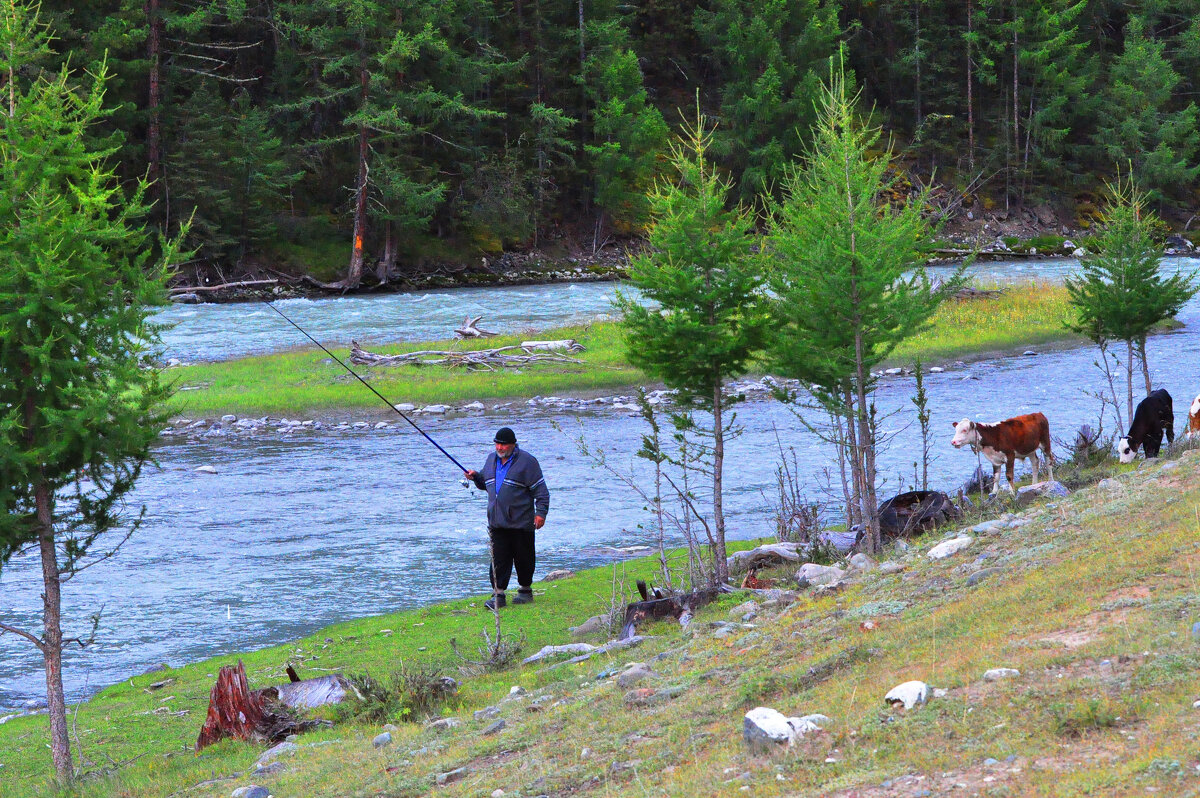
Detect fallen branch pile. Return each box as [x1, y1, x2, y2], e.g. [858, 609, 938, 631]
[349, 340, 586, 370]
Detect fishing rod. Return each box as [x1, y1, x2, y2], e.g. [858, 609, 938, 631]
[261, 300, 471, 474]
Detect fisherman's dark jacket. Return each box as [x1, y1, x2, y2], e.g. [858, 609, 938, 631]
[469, 447, 550, 531]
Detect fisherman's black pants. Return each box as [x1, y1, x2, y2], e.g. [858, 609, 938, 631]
[488, 526, 535, 591]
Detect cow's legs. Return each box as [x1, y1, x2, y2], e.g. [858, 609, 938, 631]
[1029, 452, 1040, 485]
[990, 464, 1002, 495]
[1005, 455, 1017, 494]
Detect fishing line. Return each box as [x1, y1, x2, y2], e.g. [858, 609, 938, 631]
[261, 299, 471, 474]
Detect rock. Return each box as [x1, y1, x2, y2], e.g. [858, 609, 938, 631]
[474, 706, 501, 721]
[542, 568, 575, 581]
[482, 719, 506, 736]
[1015, 480, 1069, 507]
[426, 717, 462, 732]
[436, 767, 468, 785]
[195, 465, 218, 474]
[419, 404, 449, 414]
[812, 582, 845, 598]
[492, 790, 506, 798]
[929, 366, 944, 373]
[461, 401, 485, 412]
[508, 685, 526, 696]
[252, 762, 285, 776]
[569, 616, 606, 637]
[971, 520, 1006, 535]
[231, 787, 270, 798]
[983, 668, 1020, 681]
[796, 713, 832, 729]
[796, 563, 846, 586]
[967, 567, 1004, 587]
[1098, 478, 1121, 491]
[523, 643, 596, 664]
[879, 561, 906, 575]
[617, 665, 655, 688]
[884, 681, 928, 709]
[743, 707, 795, 750]
[21, 698, 47, 711]
[848, 553, 876, 572]
[984, 757, 1000, 766]
[1192, 621, 1200, 641]
[927, 537, 973, 560]
[221, 414, 237, 423]
[256, 741, 298, 765]
[729, 601, 759, 618]
[372, 732, 392, 749]
[394, 403, 416, 412]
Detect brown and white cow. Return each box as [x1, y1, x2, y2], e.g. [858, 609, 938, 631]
[1188, 394, 1200, 437]
[950, 412, 1053, 495]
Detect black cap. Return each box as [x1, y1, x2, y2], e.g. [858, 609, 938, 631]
[494, 427, 517, 444]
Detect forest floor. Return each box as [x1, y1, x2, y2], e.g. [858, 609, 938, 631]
[6, 425, 1200, 796]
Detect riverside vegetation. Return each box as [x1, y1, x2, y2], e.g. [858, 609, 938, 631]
[169, 281, 1075, 416]
[5, 435, 1200, 795]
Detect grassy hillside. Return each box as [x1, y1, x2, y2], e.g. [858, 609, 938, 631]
[169, 282, 1078, 416]
[7, 438, 1200, 795]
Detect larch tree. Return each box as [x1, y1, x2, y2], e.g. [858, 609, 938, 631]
[0, 0, 183, 781]
[1065, 175, 1197, 424]
[619, 109, 766, 585]
[764, 64, 960, 554]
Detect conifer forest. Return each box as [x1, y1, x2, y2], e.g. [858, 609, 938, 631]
[33, 1, 1200, 285]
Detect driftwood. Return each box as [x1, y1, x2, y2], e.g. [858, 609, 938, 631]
[520, 339, 585, 353]
[619, 580, 723, 639]
[168, 278, 280, 295]
[952, 286, 1006, 301]
[349, 340, 586, 371]
[454, 315, 498, 338]
[195, 661, 338, 751]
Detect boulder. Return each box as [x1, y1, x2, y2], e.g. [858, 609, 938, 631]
[231, 787, 270, 798]
[743, 707, 796, 750]
[542, 569, 575, 581]
[884, 681, 929, 710]
[983, 667, 1020, 681]
[796, 563, 846, 586]
[927, 536, 973, 560]
[426, 717, 462, 732]
[848, 553, 876, 572]
[436, 767, 468, 785]
[728, 542, 803, 572]
[372, 732, 392, 749]
[1015, 480, 1069, 507]
[568, 616, 607, 638]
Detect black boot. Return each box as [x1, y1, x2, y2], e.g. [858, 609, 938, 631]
[512, 587, 534, 605]
[484, 592, 506, 610]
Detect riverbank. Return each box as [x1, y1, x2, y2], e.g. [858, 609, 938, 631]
[167, 281, 1078, 418]
[6, 437, 1200, 795]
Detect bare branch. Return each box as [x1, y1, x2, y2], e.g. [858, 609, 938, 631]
[0, 622, 44, 651]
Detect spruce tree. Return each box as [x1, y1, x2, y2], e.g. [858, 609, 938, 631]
[619, 109, 765, 585]
[0, 2, 183, 781]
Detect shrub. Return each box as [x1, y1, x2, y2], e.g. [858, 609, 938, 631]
[339, 665, 459, 724]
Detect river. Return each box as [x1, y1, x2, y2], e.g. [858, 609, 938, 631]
[2, 256, 1197, 712]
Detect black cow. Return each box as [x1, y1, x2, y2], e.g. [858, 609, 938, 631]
[1118, 389, 1174, 463]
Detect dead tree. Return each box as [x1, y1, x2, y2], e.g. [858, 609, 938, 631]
[195, 661, 307, 751]
[454, 315, 498, 338]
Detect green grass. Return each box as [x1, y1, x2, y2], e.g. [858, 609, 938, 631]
[170, 282, 1085, 416]
[10, 446, 1200, 795]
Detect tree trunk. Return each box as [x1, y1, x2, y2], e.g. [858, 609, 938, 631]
[1011, 1, 1019, 190]
[854, 349, 881, 553]
[966, 0, 975, 171]
[1126, 338, 1134, 424]
[914, 0, 922, 132]
[37, 480, 72, 782]
[712, 378, 728, 585]
[841, 384, 863, 529]
[1137, 336, 1152, 396]
[377, 220, 397, 284]
[347, 44, 369, 289]
[145, 0, 163, 203]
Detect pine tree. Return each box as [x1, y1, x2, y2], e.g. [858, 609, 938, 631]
[764, 64, 960, 553]
[0, 2, 184, 781]
[1065, 175, 1197, 423]
[619, 109, 766, 585]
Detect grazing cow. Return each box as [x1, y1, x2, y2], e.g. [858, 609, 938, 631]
[1188, 394, 1200, 437]
[1117, 389, 1174, 463]
[951, 412, 1053, 495]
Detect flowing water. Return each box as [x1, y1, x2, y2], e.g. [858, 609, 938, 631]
[2, 257, 1198, 712]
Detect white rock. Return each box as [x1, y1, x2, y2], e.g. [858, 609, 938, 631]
[983, 668, 1020, 681]
[461, 402, 485, 412]
[743, 707, 796, 749]
[394, 403, 416, 412]
[797, 563, 846, 586]
[542, 568, 575, 581]
[195, 465, 218, 474]
[929, 366, 944, 373]
[419, 404, 449, 414]
[796, 713, 832, 728]
[879, 561, 907, 575]
[927, 536, 973, 560]
[885, 681, 929, 709]
[257, 740, 298, 764]
[221, 414, 237, 423]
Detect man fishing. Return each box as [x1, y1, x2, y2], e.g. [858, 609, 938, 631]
[465, 427, 550, 610]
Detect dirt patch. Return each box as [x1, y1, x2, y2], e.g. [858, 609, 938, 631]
[1035, 604, 1137, 650]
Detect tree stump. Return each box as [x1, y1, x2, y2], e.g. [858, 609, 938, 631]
[195, 660, 301, 751]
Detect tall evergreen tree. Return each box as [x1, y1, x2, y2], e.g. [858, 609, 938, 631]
[1094, 17, 1200, 200]
[695, 0, 839, 202]
[0, 2, 184, 781]
[765, 65, 959, 553]
[619, 110, 766, 585]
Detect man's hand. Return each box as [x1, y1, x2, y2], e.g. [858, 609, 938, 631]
[534, 515, 545, 530]
[464, 470, 477, 480]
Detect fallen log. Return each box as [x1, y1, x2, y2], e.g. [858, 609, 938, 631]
[195, 661, 337, 751]
[520, 339, 585, 353]
[454, 315, 498, 338]
[168, 278, 279, 295]
[349, 340, 586, 371]
[952, 286, 1006, 301]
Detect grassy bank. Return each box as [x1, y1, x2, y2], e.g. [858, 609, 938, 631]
[169, 281, 1080, 416]
[7, 441, 1200, 795]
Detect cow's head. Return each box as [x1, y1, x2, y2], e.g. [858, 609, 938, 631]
[1117, 436, 1137, 464]
[1191, 394, 1200, 418]
[950, 418, 979, 449]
